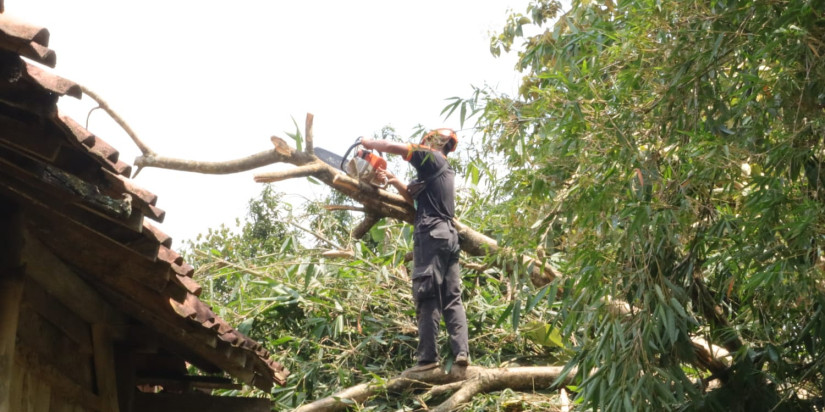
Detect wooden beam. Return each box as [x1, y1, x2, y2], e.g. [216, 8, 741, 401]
[21, 203, 176, 295]
[134, 375, 242, 392]
[90, 276, 262, 388]
[133, 392, 271, 412]
[0, 112, 62, 162]
[92, 324, 120, 412]
[0, 268, 24, 412]
[0, 197, 23, 412]
[114, 346, 136, 412]
[29, 365, 52, 412]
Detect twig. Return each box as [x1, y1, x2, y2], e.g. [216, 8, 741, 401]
[79, 85, 155, 156]
[324, 205, 367, 213]
[289, 221, 343, 250]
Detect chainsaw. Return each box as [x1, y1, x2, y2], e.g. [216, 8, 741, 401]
[315, 137, 388, 188]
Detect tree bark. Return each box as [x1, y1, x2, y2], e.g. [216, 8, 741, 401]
[293, 365, 575, 412]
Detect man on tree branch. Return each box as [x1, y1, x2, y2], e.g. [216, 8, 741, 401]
[361, 129, 469, 372]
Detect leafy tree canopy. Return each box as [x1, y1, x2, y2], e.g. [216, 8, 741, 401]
[459, 0, 825, 410]
[185, 0, 825, 410]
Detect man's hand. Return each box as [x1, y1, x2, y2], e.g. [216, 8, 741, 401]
[377, 169, 414, 205]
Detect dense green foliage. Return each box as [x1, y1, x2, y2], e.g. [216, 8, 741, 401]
[183, 185, 566, 410]
[184, 0, 825, 410]
[458, 0, 825, 410]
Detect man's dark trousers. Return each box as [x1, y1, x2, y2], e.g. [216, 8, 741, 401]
[412, 220, 468, 363]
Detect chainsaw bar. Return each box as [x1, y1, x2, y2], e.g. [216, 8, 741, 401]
[314, 147, 346, 171]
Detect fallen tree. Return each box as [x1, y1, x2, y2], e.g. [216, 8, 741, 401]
[293, 365, 576, 412]
[82, 94, 737, 408]
[84, 100, 559, 288]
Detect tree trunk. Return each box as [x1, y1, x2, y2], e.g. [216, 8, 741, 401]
[293, 365, 575, 412]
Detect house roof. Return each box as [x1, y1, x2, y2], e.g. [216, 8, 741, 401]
[0, 12, 288, 391]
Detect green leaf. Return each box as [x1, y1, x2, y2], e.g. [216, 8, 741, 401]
[287, 116, 303, 152]
[522, 321, 564, 347]
[512, 299, 522, 331]
[496, 302, 515, 328]
[526, 284, 552, 312]
[237, 317, 254, 335]
[271, 336, 294, 346]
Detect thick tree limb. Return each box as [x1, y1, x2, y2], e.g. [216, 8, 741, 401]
[352, 214, 380, 240]
[254, 162, 327, 183]
[293, 365, 576, 412]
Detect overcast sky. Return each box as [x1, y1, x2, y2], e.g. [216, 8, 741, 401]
[7, 1, 539, 245]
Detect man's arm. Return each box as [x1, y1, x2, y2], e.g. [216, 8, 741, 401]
[380, 170, 414, 205]
[362, 138, 415, 204]
[360, 137, 409, 158]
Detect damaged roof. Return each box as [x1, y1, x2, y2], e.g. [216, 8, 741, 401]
[0, 12, 288, 390]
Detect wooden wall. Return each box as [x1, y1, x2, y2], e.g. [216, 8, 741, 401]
[0, 197, 272, 412]
[1, 198, 117, 412]
[7, 280, 98, 412]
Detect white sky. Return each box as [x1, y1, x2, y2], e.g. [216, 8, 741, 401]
[7, 1, 538, 245]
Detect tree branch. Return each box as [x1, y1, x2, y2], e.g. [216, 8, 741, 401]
[293, 365, 576, 412]
[254, 162, 327, 183]
[135, 149, 301, 175]
[81, 85, 154, 156]
[305, 113, 314, 154]
[352, 214, 380, 240]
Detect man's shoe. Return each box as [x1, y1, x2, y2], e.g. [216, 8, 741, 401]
[455, 352, 469, 367]
[405, 362, 439, 373]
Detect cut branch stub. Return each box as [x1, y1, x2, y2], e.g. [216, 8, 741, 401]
[304, 113, 314, 154]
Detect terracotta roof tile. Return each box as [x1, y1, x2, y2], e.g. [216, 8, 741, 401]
[24, 62, 80, 97]
[157, 245, 183, 265]
[142, 221, 173, 247]
[82, 133, 119, 163]
[175, 274, 202, 296]
[112, 174, 158, 206]
[0, 14, 49, 46]
[56, 114, 133, 177]
[146, 203, 165, 222]
[0, 14, 55, 67]
[171, 261, 195, 278]
[202, 319, 221, 332]
[58, 114, 95, 145]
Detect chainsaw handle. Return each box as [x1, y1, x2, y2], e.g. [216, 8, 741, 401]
[340, 137, 363, 171]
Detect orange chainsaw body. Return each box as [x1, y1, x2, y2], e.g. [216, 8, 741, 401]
[346, 149, 388, 188]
